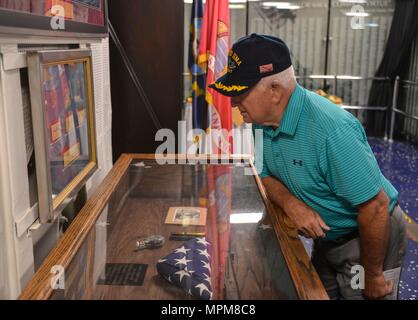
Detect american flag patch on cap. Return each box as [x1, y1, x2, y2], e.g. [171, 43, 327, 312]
[259, 63, 273, 74]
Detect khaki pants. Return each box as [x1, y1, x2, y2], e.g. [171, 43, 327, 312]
[312, 205, 407, 300]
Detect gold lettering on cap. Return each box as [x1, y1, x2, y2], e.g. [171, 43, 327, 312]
[231, 52, 242, 66]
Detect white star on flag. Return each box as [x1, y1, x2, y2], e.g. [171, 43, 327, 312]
[175, 246, 191, 255]
[175, 256, 192, 266]
[259, 224, 272, 230]
[201, 260, 211, 272]
[197, 248, 210, 259]
[175, 270, 190, 282]
[195, 283, 211, 296]
[203, 273, 211, 284]
[196, 237, 210, 246]
[158, 259, 167, 263]
[185, 267, 195, 275]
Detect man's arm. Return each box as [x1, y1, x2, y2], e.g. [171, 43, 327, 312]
[262, 176, 330, 239]
[357, 189, 393, 299]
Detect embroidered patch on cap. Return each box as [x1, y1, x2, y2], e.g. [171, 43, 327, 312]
[259, 63, 273, 74]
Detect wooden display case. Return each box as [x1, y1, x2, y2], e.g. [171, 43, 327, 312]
[19, 154, 328, 300]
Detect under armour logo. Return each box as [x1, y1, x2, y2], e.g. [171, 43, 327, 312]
[293, 159, 303, 166]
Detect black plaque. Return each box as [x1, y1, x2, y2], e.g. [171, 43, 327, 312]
[97, 263, 148, 286]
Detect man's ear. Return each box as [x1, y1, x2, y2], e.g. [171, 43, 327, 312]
[271, 79, 280, 89]
[270, 79, 281, 102]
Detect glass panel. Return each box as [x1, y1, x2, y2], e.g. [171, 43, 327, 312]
[0, 0, 105, 26]
[400, 81, 418, 142]
[229, 1, 247, 44]
[328, 0, 394, 107]
[249, 0, 329, 81]
[50, 160, 298, 300]
[403, 37, 418, 142]
[43, 61, 92, 196]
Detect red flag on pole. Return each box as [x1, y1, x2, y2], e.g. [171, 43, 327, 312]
[198, 0, 232, 155]
[198, 0, 233, 300]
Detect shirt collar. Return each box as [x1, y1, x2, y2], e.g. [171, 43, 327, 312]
[263, 83, 305, 138]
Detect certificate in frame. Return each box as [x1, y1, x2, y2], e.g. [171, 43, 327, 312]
[28, 49, 98, 223]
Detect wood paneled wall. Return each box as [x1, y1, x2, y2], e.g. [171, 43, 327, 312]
[109, 0, 184, 160]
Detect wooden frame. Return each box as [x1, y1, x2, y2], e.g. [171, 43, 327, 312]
[19, 154, 328, 300]
[27, 49, 98, 223]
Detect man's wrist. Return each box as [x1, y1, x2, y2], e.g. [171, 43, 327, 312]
[282, 193, 297, 214]
[364, 267, 384, 278]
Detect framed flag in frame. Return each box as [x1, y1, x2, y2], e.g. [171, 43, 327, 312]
[28, 49, 98, 223]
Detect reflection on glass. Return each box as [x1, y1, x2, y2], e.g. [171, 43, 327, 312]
[329, 0, 394, 107]
[43, 62, 91, 196]
[401, 81, 418, 140]
[249, 0, 329, 77]
[230, 212, 263, 224]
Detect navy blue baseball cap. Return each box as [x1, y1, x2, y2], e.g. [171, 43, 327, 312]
[209, 33, 292, 97]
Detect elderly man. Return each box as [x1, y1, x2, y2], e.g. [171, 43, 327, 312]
[209, 34, 407, 300]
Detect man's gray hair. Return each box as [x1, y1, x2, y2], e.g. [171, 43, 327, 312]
[259, 65, 296, 91]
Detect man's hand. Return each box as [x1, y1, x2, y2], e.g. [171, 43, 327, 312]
[284, 197, 330, 239]
[363, 273, 393, 300]
[261, 176, 330, 239]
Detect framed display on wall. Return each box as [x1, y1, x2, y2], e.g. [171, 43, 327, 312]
[0, 0, 108, 37]
[28, 49, 98, 223]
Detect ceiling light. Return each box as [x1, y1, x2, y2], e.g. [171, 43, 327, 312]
[230, 4, 246, 9]
[309, 75, 335, 79]
[345, 11, 369, 17]
[262, 2, 301, 10]
[338, 0, 367, 3]
[337, 75, 363, 80]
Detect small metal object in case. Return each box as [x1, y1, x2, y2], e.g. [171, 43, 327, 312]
[135, 235, 165, 250]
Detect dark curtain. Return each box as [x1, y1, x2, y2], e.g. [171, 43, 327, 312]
[367, 0, 418, 137]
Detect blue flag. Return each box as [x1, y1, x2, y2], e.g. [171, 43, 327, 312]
[156, 237, 212, 300]
[188, 0, 208, 132]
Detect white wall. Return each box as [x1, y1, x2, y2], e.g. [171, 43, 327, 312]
[0, 35, 113, 299]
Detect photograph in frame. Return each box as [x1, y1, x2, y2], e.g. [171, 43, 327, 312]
[164, 207, 207, 227]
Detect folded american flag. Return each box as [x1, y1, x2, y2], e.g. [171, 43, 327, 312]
[156, 237, 212, 300]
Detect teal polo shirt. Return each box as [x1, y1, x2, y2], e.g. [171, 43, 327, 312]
[254, 84, 398, 240]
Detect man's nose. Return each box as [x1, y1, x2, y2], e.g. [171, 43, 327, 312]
[231, 100, 239, 108]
